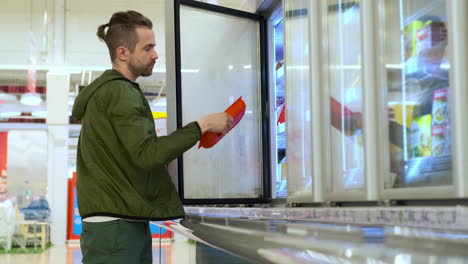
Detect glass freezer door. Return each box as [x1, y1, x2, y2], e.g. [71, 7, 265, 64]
[174, 0, 270, 204]
[325, 0, 365, 197]
[382, 0, 452, 192]
[284, 1, 313, 202]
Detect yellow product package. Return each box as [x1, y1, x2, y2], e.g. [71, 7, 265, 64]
[409, 114, 432, 158]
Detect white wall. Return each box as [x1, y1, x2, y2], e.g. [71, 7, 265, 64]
[65, 0, 167, 69]
[1, 0, 266, 69]
[0, 0, 167, 69]
[0, 0, 54, 65]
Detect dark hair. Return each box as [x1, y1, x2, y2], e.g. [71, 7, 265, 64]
[97, 10, 153, 62]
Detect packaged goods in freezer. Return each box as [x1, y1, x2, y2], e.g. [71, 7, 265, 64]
[409, 114, 432, 158]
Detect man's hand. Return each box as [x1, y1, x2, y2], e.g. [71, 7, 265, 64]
[276, 59, 284, 71]
[197, 113, 234, 134]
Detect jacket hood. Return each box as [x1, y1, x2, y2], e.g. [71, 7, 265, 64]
[72, 69, 129, 120]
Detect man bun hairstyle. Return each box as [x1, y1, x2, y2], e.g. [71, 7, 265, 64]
[97, 10, 153, 62]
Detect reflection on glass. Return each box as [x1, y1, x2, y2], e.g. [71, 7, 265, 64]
[5, 130, 48, 208]
[383, 0, 451, 188]
[195, 242, 254, 264]
[326, 0, 364, 192]
[0, 76, 48, 124]
[180, 6, 262, 199]
[274, 16, 286, 198]
[285, 0, 312, 200]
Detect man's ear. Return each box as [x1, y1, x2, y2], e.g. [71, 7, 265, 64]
[116, 46, 129, 62]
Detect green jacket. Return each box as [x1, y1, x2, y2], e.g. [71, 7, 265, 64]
[72, 69, 200, 220]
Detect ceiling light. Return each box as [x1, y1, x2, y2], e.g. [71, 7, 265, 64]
[0, 112, 21, 118]
[20, 93, 43, 106]
[31, 111, 48, 118]
[181, 69, 199, 73]
[0, 93, 17, 103]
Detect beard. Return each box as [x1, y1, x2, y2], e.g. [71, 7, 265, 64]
[128, 59, 153, 78]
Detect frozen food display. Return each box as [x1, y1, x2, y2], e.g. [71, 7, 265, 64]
[384, 0, 452, 189]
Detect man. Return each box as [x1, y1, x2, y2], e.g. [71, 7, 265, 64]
[72, 10, 232, 264]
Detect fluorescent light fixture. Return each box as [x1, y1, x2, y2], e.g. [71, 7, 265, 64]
[228, 65, 234, 70]
[288, 65, 310, 70]
[243, 65, 252, 69]
[181, 69, 199, 73]
[0, 111, 21, 118]
[388, 101, 418, 106]
[386, 64, 403, 69]
[20, 93, 43, 106]
[0, 93, 17, 102]
[440, 62, 450, 69]
[329, 65, 358, 70]
[0, 64, 49, 70]
[31, 111, 48, 118]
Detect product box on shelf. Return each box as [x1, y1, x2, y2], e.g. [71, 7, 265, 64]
[431, 88, 451, 156]
[409, 114, 432, 158]
[431, 88, 449, 124]
[416, 22, 447, 55]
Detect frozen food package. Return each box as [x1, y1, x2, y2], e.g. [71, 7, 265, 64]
[198, 96, 246, 149]
[432, 88, 449, 125]
[431, 124, 451, 156]
[431, 88, 451, 156]
[416, 22, 447, 55]
[404, 20, 426, 59]
[409, 114, 432, 158]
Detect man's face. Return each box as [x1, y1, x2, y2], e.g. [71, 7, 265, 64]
[128, 27, 158, 78]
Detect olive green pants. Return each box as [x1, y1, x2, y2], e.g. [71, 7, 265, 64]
[80, 219, 152, 264]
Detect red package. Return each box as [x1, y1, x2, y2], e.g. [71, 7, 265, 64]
[198, 96, 246, 149]
[277, 103, 286, 125]
[416, 22, 447, 55]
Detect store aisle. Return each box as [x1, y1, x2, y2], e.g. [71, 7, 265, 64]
[0, 242, 173, 264]
[0, 240, 253, 264]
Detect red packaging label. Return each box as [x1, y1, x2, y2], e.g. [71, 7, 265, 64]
[433, 88, 448, 100]
[432, 125, 445, 136]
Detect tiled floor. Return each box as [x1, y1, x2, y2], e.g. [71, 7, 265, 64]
[0, 239, 252, 264]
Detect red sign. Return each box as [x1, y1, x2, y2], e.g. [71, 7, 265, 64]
[0, 132, 7, 179]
